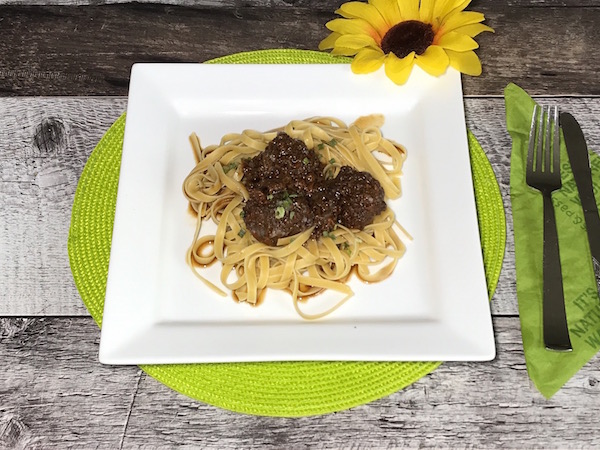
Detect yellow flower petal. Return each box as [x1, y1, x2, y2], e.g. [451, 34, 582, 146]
[419, 0, 436, 23]
[384, 52, 416, 85]
[452, 23, 494, 37]
[446, 49, 482, 76]
[369, 0, 401, 26]
[433, 0, 459, 20]
[332, 46, 362, 56]
[446, 0, 472, 17]
[436, 31, 479, 51]
[319, 32, 341, 51]
[396, 0, 420, 21]
[439, 11, 486, 34]
[351, 47, 386, 74]
[326, 17, 382, 42]
[336, 33, 380, 50]
[336, 2, 389, 35]
[414, 45, 450, 76]
[325, 18, 366, 34]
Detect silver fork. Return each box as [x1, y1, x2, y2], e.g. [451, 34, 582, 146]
[526, 104, 572, 352]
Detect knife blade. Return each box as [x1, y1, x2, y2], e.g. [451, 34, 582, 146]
[560, 112, 600, 294]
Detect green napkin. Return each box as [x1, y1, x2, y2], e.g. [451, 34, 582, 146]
[506, 83, 600, 398]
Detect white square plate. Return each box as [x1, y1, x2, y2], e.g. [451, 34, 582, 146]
[99, 63, 495, 364]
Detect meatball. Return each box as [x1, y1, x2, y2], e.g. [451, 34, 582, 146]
[242, 133, 324, 197]
[243, 194, 313, 246]
[308, 182, 342, 236]
[329, 166, 387, 230]
[240, 133, 388, 245]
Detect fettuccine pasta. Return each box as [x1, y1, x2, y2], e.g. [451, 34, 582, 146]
[182, 115, 408, 319]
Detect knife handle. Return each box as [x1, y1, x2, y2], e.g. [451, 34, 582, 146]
[543, 194, 573, 352]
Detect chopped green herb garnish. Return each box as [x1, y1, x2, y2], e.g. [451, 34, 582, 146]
[240, 210, 245, 219]
[328, 139, 338, 147]
[342, 242, 352, 255]
[267, 194, 274, 200]
[317, 143, 325, 151]
[277, 191, 295, 210]
[275, 206, 285, 219]
[322, 230, 335, 239]
[289, 211, 295, 220]
[329, 158, 336, 165]
[222, 162, 238, 173]
[302, 157, 310, 165]
[238, 229, 246, 237]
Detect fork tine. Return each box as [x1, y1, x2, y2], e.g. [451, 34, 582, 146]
[527, 104, 539, 173]
[536, 105, 545, 173]
[552, 106, 560, 174]
[544, 106, 553, 173]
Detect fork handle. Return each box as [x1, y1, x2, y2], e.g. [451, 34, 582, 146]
[542, 193, 572, 352]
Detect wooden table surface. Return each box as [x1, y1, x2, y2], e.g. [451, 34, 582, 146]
[2, 0, 600, 448]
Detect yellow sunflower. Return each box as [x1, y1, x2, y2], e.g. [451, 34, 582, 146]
[319, 0, 494, 85]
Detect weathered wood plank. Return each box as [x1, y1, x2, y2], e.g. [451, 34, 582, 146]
[0, 318, 140, 449]
[1, 96, 600, 316]
[1, 0, 599, 11]
[2, 0, 598, 6]
[0, 3, 598, 96]
[3, 0, 600, 5]
[0, 98, 127, 316]
[1, 317, 599, 448]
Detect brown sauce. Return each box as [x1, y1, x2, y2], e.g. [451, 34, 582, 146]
[188, 203, 198, 218]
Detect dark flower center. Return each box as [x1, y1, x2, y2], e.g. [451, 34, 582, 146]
[381, 20, 435, 58]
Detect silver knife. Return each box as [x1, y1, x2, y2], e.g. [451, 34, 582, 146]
[560, 112, 600, 295]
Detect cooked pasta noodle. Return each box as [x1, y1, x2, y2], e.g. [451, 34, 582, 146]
[182, 115, 408, 319]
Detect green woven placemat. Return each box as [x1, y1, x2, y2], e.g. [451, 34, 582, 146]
[68, 49, 506, 417]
